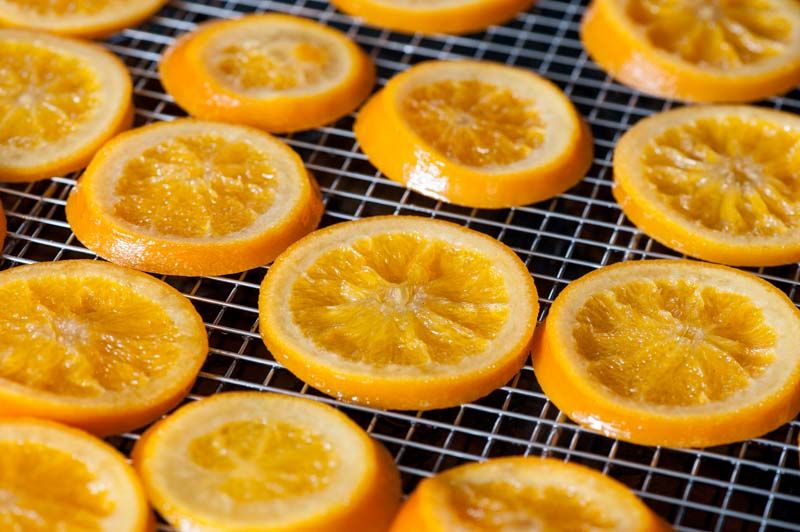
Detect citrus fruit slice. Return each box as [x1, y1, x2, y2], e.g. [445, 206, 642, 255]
[533, 259, 800, 448]
[0, 29, 132, 182]
[160, 14, 375, 133]
[66, 119, 323, 276]
[355, 60, 593, 209]
[330, 0, 535, 35]
[614, 105, 800, 267]
[0, 260, 208, 435]
[0, 0, 167, 38]
[0, 418, 153, 531]
[390, 457, 669, 531]
[259, 216, 539, 410]
[582, 0, 800, 102]
[133, 392, 402, 532]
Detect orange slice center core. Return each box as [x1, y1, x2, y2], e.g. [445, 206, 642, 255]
[0, 275, 183, 397]
[113, 133, 277, 238]
[0, 40, 99, 152]
[289, 233, 510, 366]
[626, 0, 791, 68]
[0, 441, 113, 531]
[187, 420, 337, 503]
[642, 116, 800, 236]
[401, 79, 543, 168]
[573, 279, 776, 406]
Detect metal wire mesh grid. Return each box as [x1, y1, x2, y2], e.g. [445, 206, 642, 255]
[1, 0, 799, 530]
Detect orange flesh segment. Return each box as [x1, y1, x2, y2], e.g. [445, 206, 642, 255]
[187, 420, 337, 503]
[2, 0, 119, 15]
[113, 133, 277, 238]
[0, 40, 98, 151]
[289, 233, 510, 366]
[573, 279, 776, 406]
[642, 116, 800, 236]
[401, 79, 543, 167]
[0, 275, 183, 397]
[0, 441, 113, 531]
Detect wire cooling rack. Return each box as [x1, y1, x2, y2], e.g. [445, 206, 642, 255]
[1, 0, 799, 530]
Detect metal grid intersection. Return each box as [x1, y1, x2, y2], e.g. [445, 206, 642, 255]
[1, 0, 799, 530]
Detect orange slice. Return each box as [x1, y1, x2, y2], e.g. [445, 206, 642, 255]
[330, 0, 535, 35]
[0, 260, 208, 436]
[0, 418, 153, 531]
[133, 392, 402, 532]
[533, 259, 800, 448]
[160, 14, 375, 133]
[355, 60, 593, 209]
[390, 457, 669, 531]
[0, 0, 167, 38]
[259, 216, 539, 410]
[614, 105, 800, 267]
[582, 0, 800, 102]
[0, 29, 132, 183]
[66, 119, 323, 276]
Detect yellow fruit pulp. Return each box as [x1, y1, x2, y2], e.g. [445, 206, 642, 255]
[401, 79, 543, 167]
[187, 420, 337, 503]
[113, 134, 277, 238]
[0, 275, 182, 397]
[0, 441, 113, 531]
[573, 279, 776, 406]
[0, 39, 98, 152]
[2, 0, 118, 15]
[289, 233, 510, 366]
[641, 116, 800, 236]
[626, 0, 792, 68]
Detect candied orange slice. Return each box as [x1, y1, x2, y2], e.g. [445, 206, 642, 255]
[259, 216, 539, 410]
[330, 0, 534, 34]
[133, 392, 402, 532]
[0, 260, 208, 435]
[160, 14, 375, 133]
[66, 119, 323, 276]
[390, 457, 669, 531]
[582, 0, 800, 102]
[355, 60, 593, 208]
[0, 418, 152, 531]
[0, 29, 132, 182]
[533, 260, 800, 448]
[0, 0, 167, 38]
[614, 105, 800, 266]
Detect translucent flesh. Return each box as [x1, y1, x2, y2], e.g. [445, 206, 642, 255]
[213, 33, 337, 92]
[0, 441, 113, 531]
[573, 279, 776, 406]
[627, 0, 792, 68]
[289, 233, 510, 366]
[113, 134, 277, 238]
[401, 79, 543, 168]
[1, 0, 118, 15]
[0, 41, 98, 152]
[446, 478, 617, 531]
[642, 116, 800, 236]
[187, 420, 337, 502]
[0, 276, 183, 398]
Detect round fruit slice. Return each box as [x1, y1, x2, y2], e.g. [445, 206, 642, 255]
[582, 0, 800, 102]
[390, 457, 669, 531]
[66, 119, 323, 276]
[614, 105, 800, 267]
[133, 392, 402, 532]
[259, 216, 539, 410]
[355, 60, 593, 209]
[0, 0, 167, 38]
[0, 260, 208, 435]
[0, 29, 132, 182]
[330, 0, 535, 34]
[533, 259, 800, 448]
[160, 14, 375, 133]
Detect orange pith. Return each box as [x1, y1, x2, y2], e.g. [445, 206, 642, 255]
[401, 79, 543, 167]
